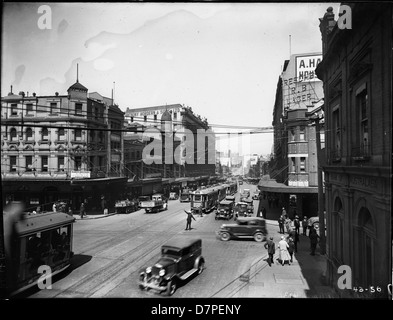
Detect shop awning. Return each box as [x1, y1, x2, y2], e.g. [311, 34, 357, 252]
[258, 179, 320, 194]
[70, 177, 128, 185]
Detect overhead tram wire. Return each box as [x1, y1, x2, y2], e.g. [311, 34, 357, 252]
[2, 103, 275, 133]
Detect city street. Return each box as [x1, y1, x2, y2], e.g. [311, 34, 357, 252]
[26, 184, 271, 298]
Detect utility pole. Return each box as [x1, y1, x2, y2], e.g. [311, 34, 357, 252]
[311, 113, 326, 254]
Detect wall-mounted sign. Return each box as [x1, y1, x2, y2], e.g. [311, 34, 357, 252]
[127, 107, 181, 117]
[71, 171, 91, 179]
[295, 54, 322, 82]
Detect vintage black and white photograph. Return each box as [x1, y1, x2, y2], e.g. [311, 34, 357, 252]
[1, 1, 392, 303]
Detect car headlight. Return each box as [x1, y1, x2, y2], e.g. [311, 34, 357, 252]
[146, 267, 152, 273]
[159, 269, 166, 277]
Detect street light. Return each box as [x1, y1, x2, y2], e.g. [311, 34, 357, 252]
[309, 112, 326, 255]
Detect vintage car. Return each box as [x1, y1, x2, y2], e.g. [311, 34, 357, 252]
[138, 238, 205, 296]
[243, 198, 254, 215]
[115, 199, 138, 214]
[216, 217, 267, 242]
[234, 202, 251, 220]
[168, 192, 179, 200]
[215, 200, 234, 220]
[138, 196, 151, 208]
[225, 195, 236, 203]
[139, 194, 168, 213]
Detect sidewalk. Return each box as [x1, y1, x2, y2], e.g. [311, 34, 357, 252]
[233, 197, 337, 298]
[73, 211, 117, 220]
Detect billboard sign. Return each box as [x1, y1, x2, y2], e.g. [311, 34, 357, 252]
[295, 54, 322, 82]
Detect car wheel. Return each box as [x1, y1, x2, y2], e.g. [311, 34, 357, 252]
[198, 260, 205, 274]
[166, 280, 177, 296]
[253, 232, 264, 242]
[220, 232, 230, 241]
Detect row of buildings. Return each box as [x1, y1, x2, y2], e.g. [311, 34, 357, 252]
[1, 79, 216, 213]
[263, 3, 391, 297]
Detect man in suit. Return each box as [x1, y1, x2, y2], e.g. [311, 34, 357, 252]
[264, 236, 276, 267]
[185, 210, 196, 230]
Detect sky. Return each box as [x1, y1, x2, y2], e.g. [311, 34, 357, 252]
[2, 2, 340, 156]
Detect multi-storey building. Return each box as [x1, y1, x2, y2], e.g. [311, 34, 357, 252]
[1, 80, 126, 213]
[124, 104, 215, 192]
[262, 53, 325, 217]
[316, 4, 391, 297]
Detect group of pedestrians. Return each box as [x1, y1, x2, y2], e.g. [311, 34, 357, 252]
[264, 207, 320, 266]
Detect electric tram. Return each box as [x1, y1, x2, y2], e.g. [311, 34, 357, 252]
[190, 184, 229, 214]
[4, 209, 76, 296]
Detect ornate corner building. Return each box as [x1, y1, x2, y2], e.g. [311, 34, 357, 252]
[316, 3, 392, 297]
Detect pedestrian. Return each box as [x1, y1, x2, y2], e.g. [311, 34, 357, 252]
[294, 215, 300, 234]
[294, 229, 300, 252]
[309, 228, 320, 255]
[264, 236, 275, 267]
[80, 202, 86, 219]
[278, 236, 291, 266]
[36, 206, 41, 214]
[285, 217, 292, 234]
[281, 207, 287, 218]
[278, 214, 285, 234]
[52, 203, 57, 212]
[302, 216, 308, 236]
[288, 237, 295, 263]
[185, 210, 196, 230]
[68, 207, 73, 216]
[262, 207, 267, 219]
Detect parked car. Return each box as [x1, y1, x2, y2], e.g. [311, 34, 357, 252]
[216, 217, 267, 242]
[215, 200, 234, 220]
[138, 238, 205, 296]
[138, 196, 151, 208]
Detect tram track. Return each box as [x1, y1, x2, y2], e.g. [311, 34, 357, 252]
[53, 206, 198, 297]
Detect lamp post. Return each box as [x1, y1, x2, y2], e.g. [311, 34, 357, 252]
[310, 113, 326, 255]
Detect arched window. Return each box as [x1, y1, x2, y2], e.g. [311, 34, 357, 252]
[356, 207, 374, 288]
[26, 128, 33, 141]
[42, 128, 49, 141]
[10, 128, 18, 141]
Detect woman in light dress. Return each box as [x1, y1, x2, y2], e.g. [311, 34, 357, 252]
[278, 236, 291, 266]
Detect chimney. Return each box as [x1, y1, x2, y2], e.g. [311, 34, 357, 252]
[55, 92, 59, 96]
[33, 92, 36, 97]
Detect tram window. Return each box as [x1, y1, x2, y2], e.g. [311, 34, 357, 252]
[194, 195, 201, 202]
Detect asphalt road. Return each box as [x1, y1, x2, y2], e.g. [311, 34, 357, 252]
[27, 183, 269, 298]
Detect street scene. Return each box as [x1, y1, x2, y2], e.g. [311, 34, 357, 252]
[1, 2, 392, 303]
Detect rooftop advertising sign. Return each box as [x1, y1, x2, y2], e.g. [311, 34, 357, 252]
[295, 54, 322, 82]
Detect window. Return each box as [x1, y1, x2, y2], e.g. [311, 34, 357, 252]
[26, 155, 33, 171]
[50, 102, 57, 114]
[42, 128, 49, 141]
[95, 107, 99, 119]
[98, 156, 104, 169]
[10, 128, 18, 141]
[25, 128, 33, 141]
[154, 114, 157, 121]
[300, 157, 306, 172]
[290, 129, 295, 141]
[11, 104, 18, 116]
[26, 103, 33, 114]
[58, 128, 65, 141]
[99, 131, 104, 143]
[144, 115, 147, 122]
[291, 157, 296, 172]
[75, 129, 82, 141]
[333, 107, 341, 154]
[10, 156, 17, 172]
[89, 156, 95, 170]
[174, 112, 177, 120]
[75, 103, 83, 116]
[41, 156, 48, 172]
[130, 117, 134, 123]
[299, 127, 305, 141]
[74, 156, 82, 171]
[355, 85, 369, 156]
[58, 156, 64, 171]
[90, 130, 95, 141]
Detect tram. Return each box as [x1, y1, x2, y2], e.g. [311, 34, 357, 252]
[226, 182, 238, 195]
[4, 209, 75, 296]
[190, 184, 229, 214]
